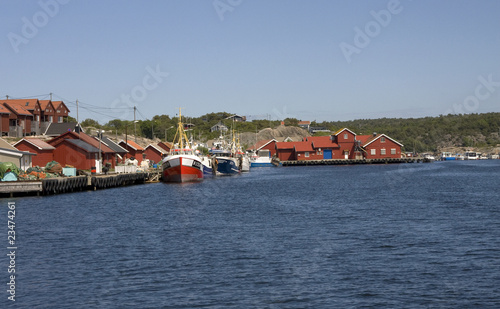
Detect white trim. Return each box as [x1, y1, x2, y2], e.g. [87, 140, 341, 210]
[363, 134, 404, 147]
[13, 138, 55, 150]
[334, 128, 357, 137]
[118, 140, 138, 151]
[146, 143, 168, 154]
[256, 139, 277, 151]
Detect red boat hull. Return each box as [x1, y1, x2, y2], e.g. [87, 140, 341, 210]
[162, 156, 203, 183]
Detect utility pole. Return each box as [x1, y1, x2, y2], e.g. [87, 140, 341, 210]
[6, 95, 9, 99]
[50, 92, 52, 101]
[134, 106, 137, 143]
[76, 99, 79, 124]
[151, 120, 154, 140]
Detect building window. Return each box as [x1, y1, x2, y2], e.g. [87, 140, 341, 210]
[58, 117, 63, 123]
[344, 133, 348, 139]
[305, 152, 309, 158]
[391, 148, 396, 155]
[371, 149, 376, 155]
[381, 137, 386, 143]
[381, 149, 386, 155]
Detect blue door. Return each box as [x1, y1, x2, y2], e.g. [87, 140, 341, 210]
[323, 149, 332, 159]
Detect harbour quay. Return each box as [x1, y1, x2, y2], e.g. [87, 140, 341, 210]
[0, 172, 158, 198]
[280, 157, 419, 166]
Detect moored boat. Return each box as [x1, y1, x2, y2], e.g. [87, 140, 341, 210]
[162, 109, 203, 183]
[250, 149, 273, 167]
[464, 151, 478, 160]
[209, 149, 240, 176]
[440, 152, 456, 161]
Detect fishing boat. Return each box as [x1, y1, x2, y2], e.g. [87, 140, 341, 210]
[440, 152, 456, 161]
[250, 149, 273, 167]
[161, 109, 203, 183]
[209, 149, 240, 176]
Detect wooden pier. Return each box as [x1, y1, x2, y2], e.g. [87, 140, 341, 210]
[0, 171, 161, 197]
[281, 157, 419, 166]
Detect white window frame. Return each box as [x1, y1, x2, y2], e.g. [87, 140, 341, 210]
[381, 137, 386, 143]
[305, 152, 309, 158]
[371, 149, 376, 155]
[344, 133, 348, 139]
[381, 148, 386, 155]
[391, 148, 396, 155]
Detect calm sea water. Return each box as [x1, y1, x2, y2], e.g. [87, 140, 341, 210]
[3, 160, 500, 308]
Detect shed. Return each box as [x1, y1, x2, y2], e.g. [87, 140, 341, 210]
[275, 142, 295, 161]
[360, 134, 404, 159]
[144, 144, 168, 164]
[52, 139, 99, 170]
[0, 138, 35, 171]
[13, 138, 55, 167]
[118, 140, 145, 164]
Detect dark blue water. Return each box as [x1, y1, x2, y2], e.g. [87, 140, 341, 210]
[3, 160, 500, 308]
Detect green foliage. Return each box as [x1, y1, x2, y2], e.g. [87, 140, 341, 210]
[85, 112, 500, 152]
[197, 146, 209, 155]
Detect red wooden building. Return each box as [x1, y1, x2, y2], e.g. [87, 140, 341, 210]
[2, 102, 34, 136]
[144, 144, 168, 164]
[0, 104, 10, 136]
[14, 138, 55, 167]
[275, 128, 404, 162]
[53, 101, 70, 123]
[358, 134, 403, 159]
[48, 131, 117, 168]
[157, 141, 172, 153]
[275, 142, 295, 161]
[52, 139, 99, 170]
[119, 140, 145, 164]
[248, 139, 278, 157]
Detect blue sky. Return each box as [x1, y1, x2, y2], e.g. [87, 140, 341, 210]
[1, 0, 499, 123]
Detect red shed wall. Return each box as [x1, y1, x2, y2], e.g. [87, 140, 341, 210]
[53, 142, 95, 170]
[15, 141, 54, 166]
[277, 149, 294, 161]
[144, 148, 163, 164]
[364, 139, 402, 159]
[260, 141, 277, 156]
[1, 114, 9, 133]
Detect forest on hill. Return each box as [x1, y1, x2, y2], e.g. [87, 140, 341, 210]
[80, 112, 500, 152]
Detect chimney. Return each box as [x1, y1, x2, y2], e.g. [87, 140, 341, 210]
[373, 132, 377, 136]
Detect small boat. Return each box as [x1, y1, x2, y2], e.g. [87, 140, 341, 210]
[162, 109, 203, 183]
[250, 149, 274, 167]
[440, 152, 456, 161]
[423, 153, 435, 163]
[209, 149, 240, 176]
[464, 151, 478, 160]
[200, 155, 216, 177]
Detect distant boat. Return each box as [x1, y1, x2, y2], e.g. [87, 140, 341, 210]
[440, 152, 456, 161]
[250, 149, 274, 167]
[162, 109, 203, 183]
[423, 153, 435, 163]
[464, 151, 478, 160]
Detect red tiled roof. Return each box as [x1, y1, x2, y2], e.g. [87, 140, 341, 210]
[276, 142, 295, 150]
[39, 100, 54, 110]
[293, 141, 314, 152]
[1, 99, 39, 111]
[0, 103, 10, 114]
[312, 139, 339, 149]
[120, 140, 145, 151]
[2, 102, 33, 116]
[14, 138, 55, 150]
[356, 135, 373, 145]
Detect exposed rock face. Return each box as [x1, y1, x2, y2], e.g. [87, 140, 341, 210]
[239, 126, 310, 147]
